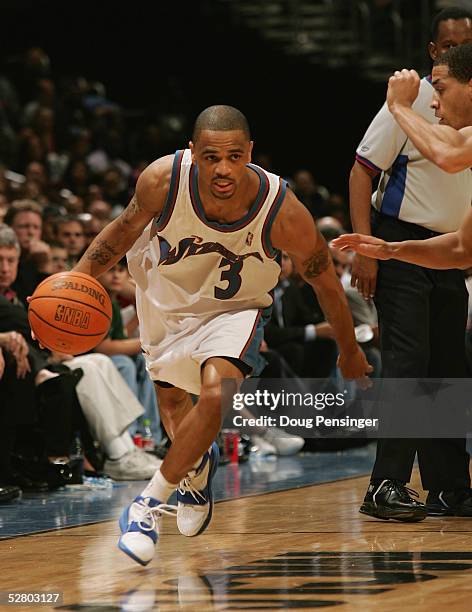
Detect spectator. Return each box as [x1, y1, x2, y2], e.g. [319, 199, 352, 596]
[82, 215, 107, 247]
[0, 224, 84, 493]
[84, 184, 103, 208]
[87, 130, 132, 181]
[62, 159, 91, 199]
[326, 193, 350, 229]
[87, 199, 112, 221]
[101, 167, 130, 215]
[264, 252, 337, 378]
[46, 351, 162, 481]
[48, 241, 68, 274]
[54, 215, 86, 268]
[4, 199, 49, 304]
[292, 169, 330, 219]
[329, 243, 381, 378]
[0, 195, 8, 224]
[0, 224, 160, 487]
[316, 216, 345, 242]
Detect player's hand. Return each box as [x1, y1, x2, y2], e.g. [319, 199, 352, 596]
[0, 348, 4, 381]
[387, 68, 420, 112]
[337, 345, 373, 390]
[349, 254, 378, 300]
[333, 234, 394, 265]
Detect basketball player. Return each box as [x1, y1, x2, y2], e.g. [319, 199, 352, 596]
[72, 105, 372, 566]
[334, 42, 472, 270]
[346, 7, 472, 524]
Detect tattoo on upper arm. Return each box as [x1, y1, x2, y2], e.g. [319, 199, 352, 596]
[119, 195, 140, 226]
[303, 247, 330, 279]
[86, 239, 119, 266]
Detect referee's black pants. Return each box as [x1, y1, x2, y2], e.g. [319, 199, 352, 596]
[371, 212, 470, 491]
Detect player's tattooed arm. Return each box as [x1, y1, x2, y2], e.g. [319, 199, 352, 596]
[86, 238, 119, 266]
[302, 245, 330, 279]
[270, 188, 333, 282]
[119, 195, 140, 227]
[73, 155, 173, 278]
[271, 188, 359, 357]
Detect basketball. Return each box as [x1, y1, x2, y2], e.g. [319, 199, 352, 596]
[28, 271, 113, 355]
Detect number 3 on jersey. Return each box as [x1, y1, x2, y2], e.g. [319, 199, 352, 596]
[214, 257, 243, 299]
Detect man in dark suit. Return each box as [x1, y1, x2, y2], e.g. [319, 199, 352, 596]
[0, 224, 84, 498]
[264, 252, 337, 378]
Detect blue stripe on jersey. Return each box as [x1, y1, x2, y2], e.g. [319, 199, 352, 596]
[380, 154, 408, 218]
[154, 149, 184, 232]
[262, 178, 287, 258]
[190, 163, 269, 232]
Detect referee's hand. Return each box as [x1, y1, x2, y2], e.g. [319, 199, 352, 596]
[350, 253, 378, 300]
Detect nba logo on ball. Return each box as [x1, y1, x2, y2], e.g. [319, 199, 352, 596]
[28, 271, 112, 355]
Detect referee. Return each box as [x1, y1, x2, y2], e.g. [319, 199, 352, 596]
[350, 7, 472, 521]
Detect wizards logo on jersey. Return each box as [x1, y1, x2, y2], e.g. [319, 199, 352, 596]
[157, 235, 263, 266]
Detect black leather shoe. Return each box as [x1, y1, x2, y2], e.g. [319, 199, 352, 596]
[426, 489, 472, 517]
[47, 460, 73, 490]
[360, 480, 427, 522]
[0, 484, 22, 503]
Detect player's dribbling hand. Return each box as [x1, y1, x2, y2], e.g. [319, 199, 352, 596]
[337, 345, 373, 390]
[387, 68, 420, 111]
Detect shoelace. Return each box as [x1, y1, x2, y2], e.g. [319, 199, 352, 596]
[178, 473, 207, 504]
[136, 501, 178, 532]
[391, 482, 421, 502]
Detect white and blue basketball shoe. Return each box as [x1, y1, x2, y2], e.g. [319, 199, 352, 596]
[118, 496, 177, 565]
[176, 441, 220, 537]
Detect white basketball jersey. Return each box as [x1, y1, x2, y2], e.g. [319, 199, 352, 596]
[356, 77, 472, 233]
[127, 149, 286, 347]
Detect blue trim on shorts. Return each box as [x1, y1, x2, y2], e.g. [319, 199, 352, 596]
[240, 306, 272, 376]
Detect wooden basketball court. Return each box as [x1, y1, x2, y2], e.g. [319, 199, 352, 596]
[2, 470, 472, 611]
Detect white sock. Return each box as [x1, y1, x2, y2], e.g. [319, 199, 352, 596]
[141, 469, 177, 503]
